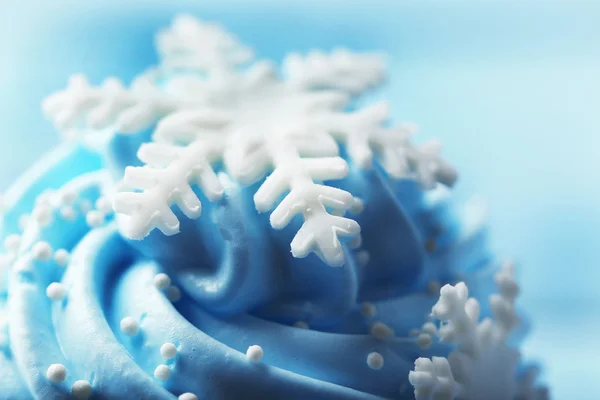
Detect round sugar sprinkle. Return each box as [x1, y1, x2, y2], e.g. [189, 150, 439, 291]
[32, 241, 53, 261]
[18, 214, 30, 231]
[79, 199, 92, 213]
[367, 352, 384, 370]
[120, 316, 139, 336]
[293, 321, 309, 329]
[154, 364, 170, 381]
[95, 196, 112, 214]
[4, 234, 21, 253]
[179, 393, 198, 400]
[54, 249, 70, 267]
[246, 345, 263, 362]
[60, 206, 77, 221]
[86, 210, 105, 228]
[416, 333, 432, 349]
[46, 282, 67, 301]
[46, 363, 67, 383]
[32, 205, 53, 227]
[360, 302, 376, 318]
[167, 286, 181, 302]
[58, 189, 77, 205]
[153, 273, 171, 290]
[71, 380, 93, 399]
[160, 342, 177, 359]
[370, 322, 394, 340]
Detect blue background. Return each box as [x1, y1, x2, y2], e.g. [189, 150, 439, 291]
[1, 0, 598, 398]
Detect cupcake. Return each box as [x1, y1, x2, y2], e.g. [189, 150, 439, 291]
[0, 15, 547, 400]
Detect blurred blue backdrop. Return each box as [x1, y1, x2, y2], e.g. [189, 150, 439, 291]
[1, 0, 598, 398]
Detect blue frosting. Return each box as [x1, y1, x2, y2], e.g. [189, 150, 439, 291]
[0, 135, 511, 399]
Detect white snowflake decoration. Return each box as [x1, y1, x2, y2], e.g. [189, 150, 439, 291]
[43, 15, 457, 266]
[408, 262, 548, 400]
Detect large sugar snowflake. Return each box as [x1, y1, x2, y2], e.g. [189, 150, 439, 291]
[408, 262, 549, 400]
[43, 15, 456, 266]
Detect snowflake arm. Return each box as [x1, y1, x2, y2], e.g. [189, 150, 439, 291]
[283, 48, 386, 94]
[408, 357, 462, 400]
[409, 261, 532, 400]
[113, 110, 226, 239]
[42, 73, 174, 148]
[239, 141, 359, 266]
[156, 14, 253, 73]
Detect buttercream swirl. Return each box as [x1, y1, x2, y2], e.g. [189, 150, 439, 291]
[0, 139, 504, 400]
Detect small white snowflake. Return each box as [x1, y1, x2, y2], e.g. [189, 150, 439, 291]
[44, 15, 456, 266]
[408, 262, 548, 400]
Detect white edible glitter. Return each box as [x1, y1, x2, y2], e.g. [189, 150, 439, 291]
[360, 302, 376, 318]
[160, 342, 177, 359]
[167, 286, 181, 302]
[72, 380, 93, 399]
[120, 316, 139, 336]
[246, 345, 264, 362]
[179, 393, 198, 400]
[32, 241, 53, 261]
[4, 234, 21, 253]
[154, 364, 170, 381]
[46, 282, 67, 301]
[153, 273, 171, 290]
[86, 210, 105, 228]
[54, 249, 70, 267]
[367, 352, 384, 370]
[46, 363, 67, 383]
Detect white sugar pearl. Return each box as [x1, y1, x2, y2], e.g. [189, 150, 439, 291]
[370, 322, 394, 340]
[350, 197, 364, 214]
[32, 241, 53, 261]
[167, 286, 181, 302]
[95, 197, 113, 214]
[18, 214, 30, 231]
[153, 273, 171, 290]
[32, 205, 54, 227]
[421, 322, 438, 336]
[348, 235, 362, 249]
[246, 345, 263, 362]
[46, 282, 67, 301]
[178, 393, 198, 400]
[46, 363, 67, 383]
[4, 234, 21, 253]
[58, 189, 77, 205]
[71, 380, 93, 399]
[367, 352, 384, 370]
[120, 316, 139, 336]
[160, 342, 177, 359]
[154, 364, 170, 381]
[356, 251, 370, 266]
[360, 302, 376, 318]
[86, 211, 105, 228]
[293, 321, 309, 329]
[416, 333, 432, 349]
[60, 206, 77, 221]
[54, 249, 70, 267]
[79, 200, 92, 213]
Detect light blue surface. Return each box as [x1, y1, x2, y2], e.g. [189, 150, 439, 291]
[1, 1, 599, 398]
